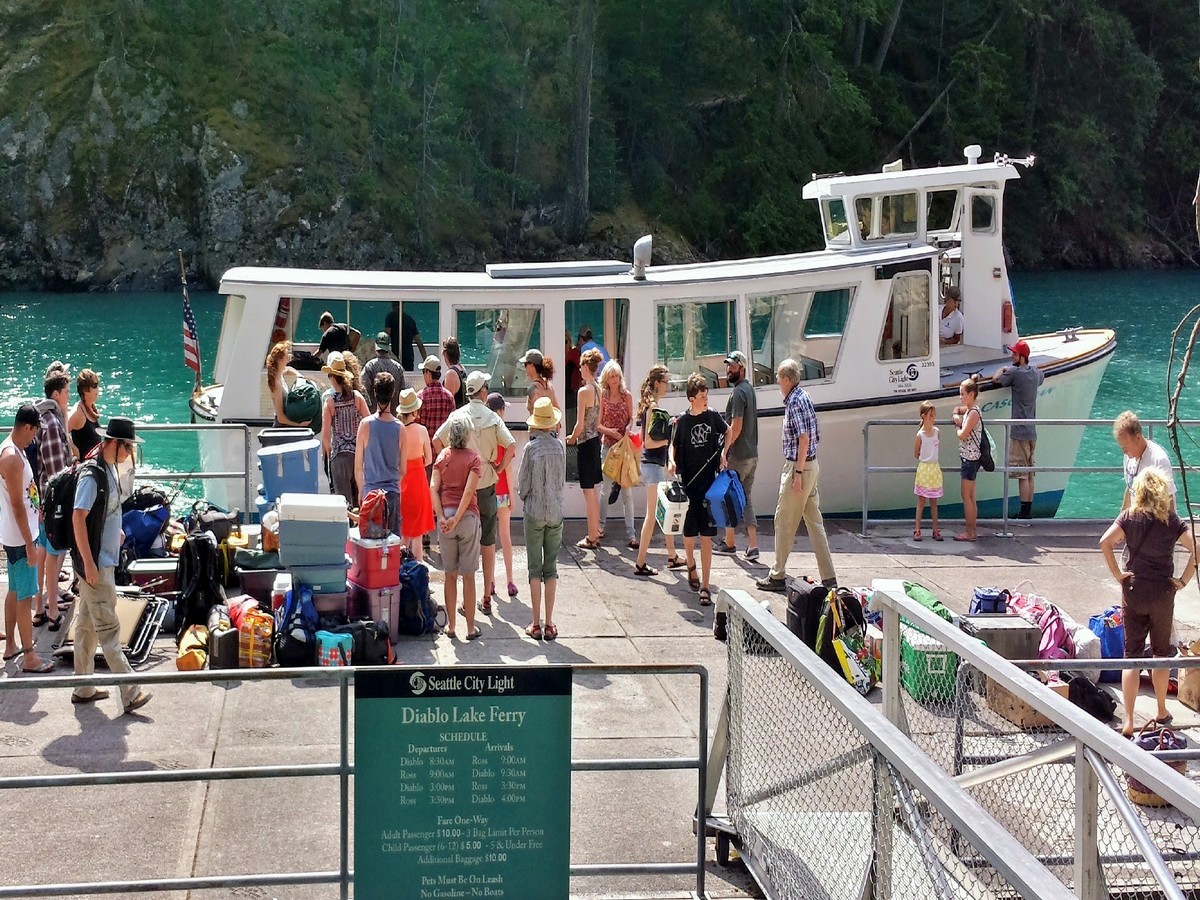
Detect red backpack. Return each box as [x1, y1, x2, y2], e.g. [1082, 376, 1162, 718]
[358, 490, 391, 539]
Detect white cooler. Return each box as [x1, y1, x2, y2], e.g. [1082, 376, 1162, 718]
[277, 493, 350, 566]
[656, 481, 688, 536]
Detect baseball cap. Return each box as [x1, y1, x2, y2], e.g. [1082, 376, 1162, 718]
[465, 370, 490, 396]
[375, 331, 391, 350]
[1010, 340, 1031, 359]
[724, 350, 748, 367]
[14, 404, 39, 429]
[519, 349, 544, 367]
[419, 355, 442, 373]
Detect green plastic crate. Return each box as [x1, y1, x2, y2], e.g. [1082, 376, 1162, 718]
[900, 624, 959, 704]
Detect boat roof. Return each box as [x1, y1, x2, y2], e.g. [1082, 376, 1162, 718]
[802, 160, 1020, 200]
[219, 244, 938, 296]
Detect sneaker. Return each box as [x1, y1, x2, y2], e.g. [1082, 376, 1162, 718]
[743, 547, 760, 562]
[755, 576, 787, 593]
[608, 483, 621, 505]
[715, 542, 737, 555]
[123, 691, 152, 715]
[713, 612, 728, 642]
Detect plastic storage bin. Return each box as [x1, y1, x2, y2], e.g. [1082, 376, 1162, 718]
[258, 439, 321, 501]
[289, 559, 351, 596]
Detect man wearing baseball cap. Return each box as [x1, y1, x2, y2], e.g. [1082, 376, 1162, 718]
[362, 331, 405, 414]
[718, 350, 760, 560]
[994, 340, 1044, 519]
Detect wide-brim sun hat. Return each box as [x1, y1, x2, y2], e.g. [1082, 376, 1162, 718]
[322, 351, 348, 376]
[398, 388, 422, 415]
[527, 396, 562, 430]
[97, 416, 144, 443]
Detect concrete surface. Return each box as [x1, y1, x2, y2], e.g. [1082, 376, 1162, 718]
[0, 516, 1197, 899]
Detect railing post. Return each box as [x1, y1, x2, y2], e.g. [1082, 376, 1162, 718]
[340, 674, 350, 900]
[866, 754, 893, 900]
[862, 422, 870, 537]
[695, 669, 709, 899]
[881, 602, 904, 734]
[243, 425, 254, 516]
[1074, 742, 1103, 900]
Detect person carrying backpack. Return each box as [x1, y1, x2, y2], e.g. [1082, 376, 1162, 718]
[69, 417, 151, 714]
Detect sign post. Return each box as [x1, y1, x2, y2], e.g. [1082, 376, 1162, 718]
[355, 666, 572, 899]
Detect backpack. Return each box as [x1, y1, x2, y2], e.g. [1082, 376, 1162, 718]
[274, 586, 319, 666]
[174, 533, 227, 642]
[1064, 672, 1117, 721]
[43, 461, 87, 553]
[122, 484, 170, 513]
[1038, 605, 1075, 660]
[359, 489, 391, 538]
[396, 559, 439, 636]
[979, 422, 995, 472]
[284, 377, 321, 429]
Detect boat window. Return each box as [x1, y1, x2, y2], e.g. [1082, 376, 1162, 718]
[880, 192, 919, 237]
[748, 288, 854, 385]
[453, 306, 543, 398]
[877, 272, 931, 362]
[854, 197, 875, 238]
[926, 189, 959, 233]
[344, 300, 440, 372]
[971, 194, 996, 233]
[823, 198, 852, 244]
[656, 298, 738, 393]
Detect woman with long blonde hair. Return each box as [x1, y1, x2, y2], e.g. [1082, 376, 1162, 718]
[633, 365, 680, 575]
[598, 359, 637, 547]
[1099, 468, 1196, 736]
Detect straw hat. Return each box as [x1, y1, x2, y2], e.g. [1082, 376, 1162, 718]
[527, 396, 562, 430]
[322, 351, 349, 377]
[398, 388, 422, 416]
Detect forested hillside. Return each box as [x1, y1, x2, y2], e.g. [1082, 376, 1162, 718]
[0, 0, 1196, 289]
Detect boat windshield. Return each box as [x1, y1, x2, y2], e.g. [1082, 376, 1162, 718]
[856, 192, 920, 241]
[823, 198, 853, 245]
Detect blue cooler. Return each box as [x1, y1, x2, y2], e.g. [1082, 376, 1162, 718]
[259, 439, 321, 501]
[277, 493, 350, 566]
[290, 558, 351, 594]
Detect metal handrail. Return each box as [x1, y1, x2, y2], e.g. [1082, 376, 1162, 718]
[861, 416, 1200, 535]
[0, 663, 709, 899]
[718, 588, 1077, 900]
[870, 579, 1200, 820]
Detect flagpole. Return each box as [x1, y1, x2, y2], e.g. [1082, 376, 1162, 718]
[177, 249, 202, 395]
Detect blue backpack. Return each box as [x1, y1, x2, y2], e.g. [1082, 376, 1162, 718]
[397, 560, 438, 636]
[274, 585, 319, 665]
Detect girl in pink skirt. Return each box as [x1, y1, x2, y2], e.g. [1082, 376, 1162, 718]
[913, 400, 943, 541]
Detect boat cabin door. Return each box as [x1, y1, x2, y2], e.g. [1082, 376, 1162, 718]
[959, 188, 1007, 350]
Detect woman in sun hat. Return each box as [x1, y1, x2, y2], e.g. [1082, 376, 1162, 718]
[397, 388, 434, 560]
[518, 397, 566, 640]
[321, 351, 370, 508]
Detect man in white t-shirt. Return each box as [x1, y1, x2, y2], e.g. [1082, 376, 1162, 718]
[939, 286, 964, 346]
[1113, 410, 1177, 511]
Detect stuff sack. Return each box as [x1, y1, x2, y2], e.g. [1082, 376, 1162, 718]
[814, 588, 872, 693]
[122, 485, 170, 513]
[358, 489, 392, 539]
[902, 581, 954, 623]
[177, 625, 209, 671]
[1088, 605, 1124, 683]
[978, 423, 995, 472]
[122, 505, 170, 558]
[1064, 672, 1117, 721]
[970, 586, 1010, 616]
[704, 469, 746, 530]
[316, 630, 353, 667]
[283, 376, 321, 429]
[397, 559, 439, 636]
[174, 533, 227, 642]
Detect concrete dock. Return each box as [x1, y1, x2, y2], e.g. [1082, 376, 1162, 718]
[0, 517, 1197, 899]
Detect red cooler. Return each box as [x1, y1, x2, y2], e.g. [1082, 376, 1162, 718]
[347, 533, 404, 589]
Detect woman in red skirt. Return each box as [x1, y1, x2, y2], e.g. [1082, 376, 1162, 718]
[398, 389, 434, 561]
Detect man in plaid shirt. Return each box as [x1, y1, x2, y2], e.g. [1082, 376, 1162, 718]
[34, 367, 73, 628]
[417, 356, 455, 439]
[756, 357, 836, 592]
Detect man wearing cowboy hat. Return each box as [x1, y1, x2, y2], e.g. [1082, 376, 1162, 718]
[518, 397, 566, 641]
[69, 417, 151, 713]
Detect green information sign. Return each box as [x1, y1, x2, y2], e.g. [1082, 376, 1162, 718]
[355, 666, 572, 900]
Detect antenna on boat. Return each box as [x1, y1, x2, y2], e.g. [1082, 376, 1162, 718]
[995, 151, 1037, 169]
[630, 235, 653, 280]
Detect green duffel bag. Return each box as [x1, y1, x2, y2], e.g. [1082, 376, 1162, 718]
[234, 548, 281, 571]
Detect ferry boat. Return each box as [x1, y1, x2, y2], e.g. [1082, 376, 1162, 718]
[196, 145, 1115, 520]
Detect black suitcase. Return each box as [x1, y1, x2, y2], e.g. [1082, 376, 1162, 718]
[786, 577, 828, 649]
[209, 625, 239, 669]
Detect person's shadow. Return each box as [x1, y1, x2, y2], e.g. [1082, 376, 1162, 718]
[42, 702, 155, 774]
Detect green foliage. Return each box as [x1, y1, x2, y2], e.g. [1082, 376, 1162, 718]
[1, 0, 1197, 269]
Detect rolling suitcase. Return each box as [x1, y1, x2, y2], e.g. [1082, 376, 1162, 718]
[786, 577, 828, 649]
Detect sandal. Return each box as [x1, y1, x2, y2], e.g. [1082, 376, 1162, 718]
[666, 556, 686, 569]
[699, 588, 713, 606]
[507, 582, 519, 597]
[912, 530, 922, 542]
[932, 530, 943, 541]
[686, 564, 700, 593]
[543, 623, 558, 641]
[466, 627, 483, 641]
[634, 563, 658, 577]
[479, 599, 493, 616]
[627, 539, 639, 550]
[31, 612, 49, 628]
[525, 623, 543, 640]
[1156, 713, 1174, 726]
[21, 658, 55, 674]
[575, 537, 600, 550]
[47, 615, 64, 632]
[445, 630, 456, 639]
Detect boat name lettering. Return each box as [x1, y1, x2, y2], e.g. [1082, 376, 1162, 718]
[981, 385, 1055, 414]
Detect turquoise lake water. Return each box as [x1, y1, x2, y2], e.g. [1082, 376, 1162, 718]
[1, 270, 1198, 516]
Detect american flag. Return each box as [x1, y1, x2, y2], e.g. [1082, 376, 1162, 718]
[183, 293, 201, 376]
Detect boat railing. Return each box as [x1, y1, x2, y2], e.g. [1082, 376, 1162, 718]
[861, 417, 1200, 536]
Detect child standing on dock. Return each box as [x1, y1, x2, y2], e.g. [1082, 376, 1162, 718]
[913, 401, 943, 541]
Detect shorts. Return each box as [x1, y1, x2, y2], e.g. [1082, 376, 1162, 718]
[577, 436, 602, 489]
[1008, 439, 1036, 480]
[640, 462, 667, 486]
[37, 522, 66, 558]
[1122, 575, 1175, 657]
[2, 545, 39, 601]
[960, 457, 981, 482]
[441, 510, 481, 574]
[683, 490, 716, 539]
[496, 493, 511, 509]
[477, 485, 498, 547]
[726, 456, 757, 526]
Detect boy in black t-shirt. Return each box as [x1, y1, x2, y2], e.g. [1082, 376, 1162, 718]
[670, 373, 727, 606]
